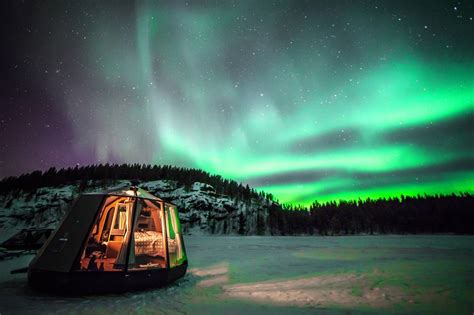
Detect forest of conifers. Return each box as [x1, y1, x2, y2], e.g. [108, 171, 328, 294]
[1, 164, 472, 234]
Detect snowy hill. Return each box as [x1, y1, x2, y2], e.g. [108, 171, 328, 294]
[0, 180, 274, 242]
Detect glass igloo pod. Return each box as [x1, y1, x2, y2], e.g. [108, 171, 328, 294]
[28, 187, 187, 294]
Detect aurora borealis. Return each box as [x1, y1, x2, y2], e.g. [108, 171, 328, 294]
[1, 1, 473, 205]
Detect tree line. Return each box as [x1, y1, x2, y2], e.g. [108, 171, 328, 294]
[268, 193, 473, 235]
[1, 164, 472, 234]
[0, 164, 265, 201]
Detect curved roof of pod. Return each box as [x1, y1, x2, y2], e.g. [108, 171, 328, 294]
[84, 186, 166, 202]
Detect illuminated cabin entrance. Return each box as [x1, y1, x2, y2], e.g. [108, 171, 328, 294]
[28, 187, 187, 294]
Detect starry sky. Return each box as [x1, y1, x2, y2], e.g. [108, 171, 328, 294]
[1, 0, 473, 205]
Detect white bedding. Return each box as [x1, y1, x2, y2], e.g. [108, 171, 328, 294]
[134, 231, 176, 256]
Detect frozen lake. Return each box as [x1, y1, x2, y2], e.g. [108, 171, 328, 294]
[0, 235, 473, 314]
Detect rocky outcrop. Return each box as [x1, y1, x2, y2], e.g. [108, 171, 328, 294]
[0, 180, 275, 241]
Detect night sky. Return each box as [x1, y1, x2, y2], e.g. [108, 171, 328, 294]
[1, 1, 473, 205]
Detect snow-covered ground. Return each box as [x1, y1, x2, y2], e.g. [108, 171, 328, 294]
[0, 235, 473, 314]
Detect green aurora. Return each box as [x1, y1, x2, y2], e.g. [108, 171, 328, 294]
[2, 1, 473, 206]
[129, 2, 474, 205]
